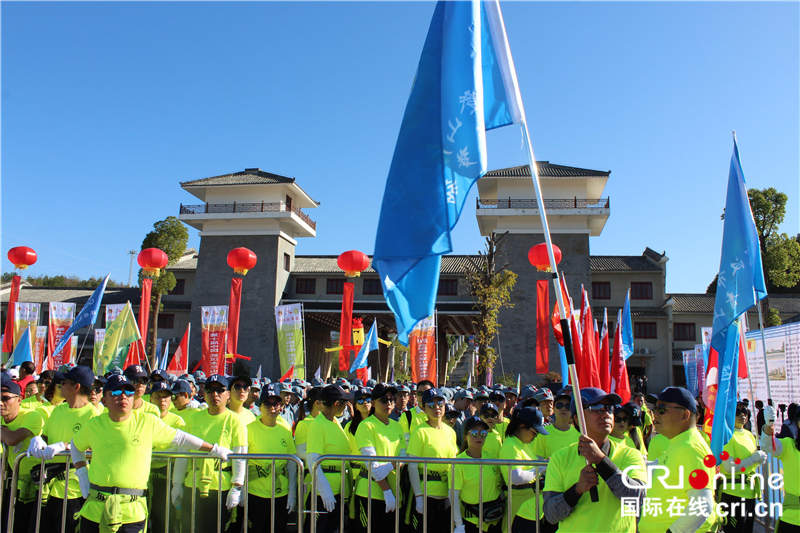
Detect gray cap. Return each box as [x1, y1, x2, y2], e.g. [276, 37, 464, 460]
[278, 382, 292, 393]
[454, 389, 474, 400]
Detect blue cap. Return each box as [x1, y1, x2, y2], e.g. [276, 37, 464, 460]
[396, 384, 411, 393]
[150, 382, 173, 395]
[463, 415, 489, 434]
[205, 375, 228, 388]
[310, 377, 325, 388]
[250, 379, 261, 389]
[516, 406, 550, 435]
[193, 370, 206, 381]
[366, 379, 378, 388]
[104, 375, 135, 393]
[658, 387, 697, 414]
[172, 380, 193, 395]
[1, 380, 22, 396]
[354, 387, 372, 400]
[480, 402, 500, 417]
[291, 385, 305, 398]
[123, 365, 148, 379]
[258, 386, 282, 405]
[179, 373, 196, 384]
[474, 389, 490, 400]
[570, 387, 622, 415]
[57, 365, 95, 388]
[618, 402, 642, 426]
[150, 369, 169, 381]
[421, 388, 445, 404]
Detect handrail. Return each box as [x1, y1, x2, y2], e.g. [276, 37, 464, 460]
[476, 197, 610, 209]
[179, 201, 317, 229]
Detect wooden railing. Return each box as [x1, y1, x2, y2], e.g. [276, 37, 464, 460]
[476, 197, 610, 210]
[179, 201, 316, 230]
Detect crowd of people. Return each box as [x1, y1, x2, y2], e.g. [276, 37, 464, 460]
[1, 360, 798, 533]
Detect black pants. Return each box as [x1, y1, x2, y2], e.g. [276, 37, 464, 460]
[511, 516, 537, 533]
[180, 488, 232, 533]
[465, 521, 502, 533]
[309, 495, 342, 533]
[0, 493, 33, 533]
[149, 470, 177, 533]
[247, 494, 289, 533]
[353, 495, 396, 533]
[38, 496, 85, 533]
[412, 497, 448, 532]
[776, 519, 800, 533]
[720, 493, 756, 533]
[81, 518, 146, 533]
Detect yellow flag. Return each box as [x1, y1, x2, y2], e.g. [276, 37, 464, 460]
[96, 302, 141, 374]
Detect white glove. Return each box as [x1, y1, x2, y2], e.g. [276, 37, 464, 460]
[226, 486, 241, 509]
[27, 436, 47, 457]
[415, 495, 424, 514]
[76, 466, 91, 498]
[40, 441, 67, 460]
[383, 489, 396, 513]
[209, 444, 232, 462]
[287, 493, 297, 514]
[749, 450, 768, 466]
[763, 406, 776, 425]
[171, 483, 184, 509]
[320, 490, 336, 513]
[372, 462, 393, 481]
[454, 526, 466, 533]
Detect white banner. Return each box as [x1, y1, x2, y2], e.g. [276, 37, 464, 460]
[739, 322, 800, 409]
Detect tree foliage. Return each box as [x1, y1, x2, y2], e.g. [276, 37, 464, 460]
[2, 272, 124, 287]
[465, 232, 517, 386]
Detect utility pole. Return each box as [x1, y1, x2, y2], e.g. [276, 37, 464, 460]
[127, 250, 137, 287]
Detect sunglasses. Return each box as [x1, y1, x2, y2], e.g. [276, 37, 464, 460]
[736, 408, 748, 416]
[377, 397, 395, 405]
[132, 378, 149, 386]
[1, 395, 20, 402]
[263, 400, 282, 408]
[445, 413, 460, 420]
[92, 387, 103, 394]
[586, 404, 615, 413]
[554, 402, 570, 410]
[480, 412, 498, 419]
[110, 389, 135, 398]
[206, 387, 228, 395]
[426, 400, 445, 409]
[232, 383, 250, 391]
[655, 404, 688, 415]
[356, 398, 372, 405]
[468, 429, 488, 438]
[614, 416, 629, 424]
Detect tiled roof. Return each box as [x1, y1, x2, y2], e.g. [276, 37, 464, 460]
[590, 256, 662, 272]
[181, 168, 296, 188]
[1, 286, 142, 306]
[669, 294, 800, 315]
[291, 255, 479, 275]
[484, 162, 610, 178]
[643, 247, 666, 262]
[592, 306, 668, 319]
[169, 249, 199, 271]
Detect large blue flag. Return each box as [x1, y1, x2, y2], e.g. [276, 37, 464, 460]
[621, 290, 634, 360]
[709, 137, 767, 461]
[373, 0, 525, 344]
[9, 327, 33, 366]
[351, 320, 379, 373]
[50, 274, 110, 358]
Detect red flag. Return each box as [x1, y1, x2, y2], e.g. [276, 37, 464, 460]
[339, 282, 354, 371]
[610, 311, 631, 404]
[280, 364, 294, 382]
[579, 287, 600, 388]
[551, 277, 571, 346]
[356, 367, 368, 382]
[2, 275, 21, 353]
[227, 278, 243, 356]
[536, 280, 550, 373]
[598, 309, 611, 392]
[167, 323, 190, 375]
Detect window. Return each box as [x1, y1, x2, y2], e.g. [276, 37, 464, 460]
[437, 279, 458, 296]
[284, 253, 291, 272]
[169, 279, 186, 296]
[295, 278, 316, 295]
[630, 282, 653, 300]
[158, 314, 175, 329]
[634, 322, 657, 339]
[674, 323, 696, 342]
[592, 282, 611, 300]
[327, 278, 345, 295]
[363, 279, 382, 295]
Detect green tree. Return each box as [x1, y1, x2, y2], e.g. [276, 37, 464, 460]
[465, 232, 517, 386]
[138, 216, 189, 366]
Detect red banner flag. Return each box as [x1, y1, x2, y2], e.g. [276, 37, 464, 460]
[139, 278, 152, 347]
[33, 326, 47, 374]
[410, 316, 437, 384]
[598, 309, 611, 392]
[579, 287, 600, 388]
[339, 282, 354, 371]
[356, 367, 368, 383]
[168, 323, 190, 375]
[280, 364, 294, 382]
[2, 275, 21, 353]
[48, 302, 75, 365]
[200, 306, 228, 376]
[227, 278, 242, 357]
[536, 280, 549, 373]
[551, 277, 572, 346]
[610, 311, 631, 404]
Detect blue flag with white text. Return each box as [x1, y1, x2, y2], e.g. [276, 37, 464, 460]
[351, 320, 379, 373]
[50, 274, 110, 358]
[709, 137, 767, 462]
[373, 0, 525, 344]
[621, 290, 634, 360]
[9, 327, 33, 366]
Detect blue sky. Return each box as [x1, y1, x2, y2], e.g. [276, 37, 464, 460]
[2, 1, 798, 294]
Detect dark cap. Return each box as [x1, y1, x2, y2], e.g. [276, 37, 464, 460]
[371, 383, 398, 400]
[554, 388, 572, 402]
[570, 387, 622, 415]
[205, 375, 229, 388]
[658, 387, 697, 414]
[473, 389, 490, 400]
[57, 365, 95, 388]
[480, 402, 500, 417]
[421, 388, 445, 404]
[320, 384, 354, 402]
[617, 402, 642, 426]
[354, 387, 372, 401]
[463, 415, 490, 434]
[230, 374, 251, 388]
[150, 369, 169, 381]
[104, 375, 135, 393]
[123, 365, 148, 379]
[171, 380, 193, 395]
[644, 393, 659, 405]
[1, 380, 22, 396]
[516, 406, 549, 435]
[150, 382, 173, 396]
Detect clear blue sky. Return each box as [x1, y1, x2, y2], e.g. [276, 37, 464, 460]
[2, 1, 798, 294]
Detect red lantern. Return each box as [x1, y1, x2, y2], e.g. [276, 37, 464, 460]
[138, 248, 169, 277]
[528, 243, 561, 272]
[7, 246, 37, 270]
[227, 248, 257, 275]
[337, 250, 370, 277]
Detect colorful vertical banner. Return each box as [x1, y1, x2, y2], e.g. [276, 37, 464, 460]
[13, 303, 40, 347]
[695, 345, 706, 393]
[2, 275, 21, 353]
[70, 335, 78, 363]
[33, 326, 47, 373]
[227, 278, 243, 356]
[93, 329, 106, 374]
[409, 315, 437, 384]
[200, 306, 228, 376]
[275, 303, 306, 380]
[339, 282, 354, 371]
[48, 302, 75, 367]
[105, 304, 126, 325]
[683, 350, 698, 397]
[536, 280, 549, 374]
[97, 302, 141, 373]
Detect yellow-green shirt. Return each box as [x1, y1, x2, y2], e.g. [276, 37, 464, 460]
[42, 402, 99, 499]
[647, 433, 670, 462]
[181, 409, 247, 491]
[531, 425, 580, 460]
[230, 407, 257, 427]
[294, 415, 315, 448]
[354, 415, 406, 500]
[2, 409, 45, 500]
[454, 450, 503, 531]
[133, 399, 160, 417]
[306, 415, 351, 495]
[19, 395, 46, 411]
[482, 427, 504, 459]
[772, 437, 800, 525]
[407, 422, 458, 498]
[246, 419, 297, 498]
[721, 429, 759, 499]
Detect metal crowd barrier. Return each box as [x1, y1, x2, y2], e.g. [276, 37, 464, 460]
[5, 450, 304, 533]
[309, 454, 547, 533]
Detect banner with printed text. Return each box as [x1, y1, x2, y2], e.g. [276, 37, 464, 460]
[694, 345, 706, 393]
[48, 302, 75, 369]
[13, 303, 40, 348]
[105, 304, 126, 326]
[33, 326, 47, 373]
[738, 322, 800, 408]
[93, 329, 106, 374]
[275, 303, 305, 380]
[201, 306, 228, 376]
[682, 350, 698, 397]
[410, 315, 437, 384]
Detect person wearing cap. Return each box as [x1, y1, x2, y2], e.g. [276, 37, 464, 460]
[532, 389, 580, 462]
[294, 386, 322, 462]
[278, 382, 297, 426]
[473, 389, 490, 414]
[346, 388, 373, 454]
[407, 387, 458, 531]
[19, 370, 56, 411]
[444, 404, 464, 446]
[498, 406, 549, 532]
[638, 387, 717, 533]
[26, 365, 100, 533]
[761, 403, 800, 533]
[1, 378, 46, 533]
[540, 387, 646, 533]
[172, 375, 248, 533]
[715, 401, 766, 533]
[633, 392, 654, 440]
[66, 374, 230, 533]
[453, 389, 475, 419]
[452, 415, 504, 533]
[228, 374, 258, 427]
[352, 383, 405, 532]
[244, 379, 261, 413]
[532, 388, 556, 425]
[503, 387, 519, 418]
[478, 402, 505, 458]
[246, 385, 298, 533]
[306, 384, 354, 533]
[89, 377, 105, 414]
[609, 403, 647, 458]
[36, 371, 67, 420]
[389, 384, 412, 427]
[123, 365, 161, 417]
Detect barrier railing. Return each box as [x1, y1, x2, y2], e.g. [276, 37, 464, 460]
[309, 454, 547, 533]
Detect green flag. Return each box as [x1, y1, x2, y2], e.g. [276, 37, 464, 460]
[96, 302, 141, 374]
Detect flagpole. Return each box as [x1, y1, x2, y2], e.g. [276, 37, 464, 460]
[75, 325, 94, 366]
[519, 121, 598, 502]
